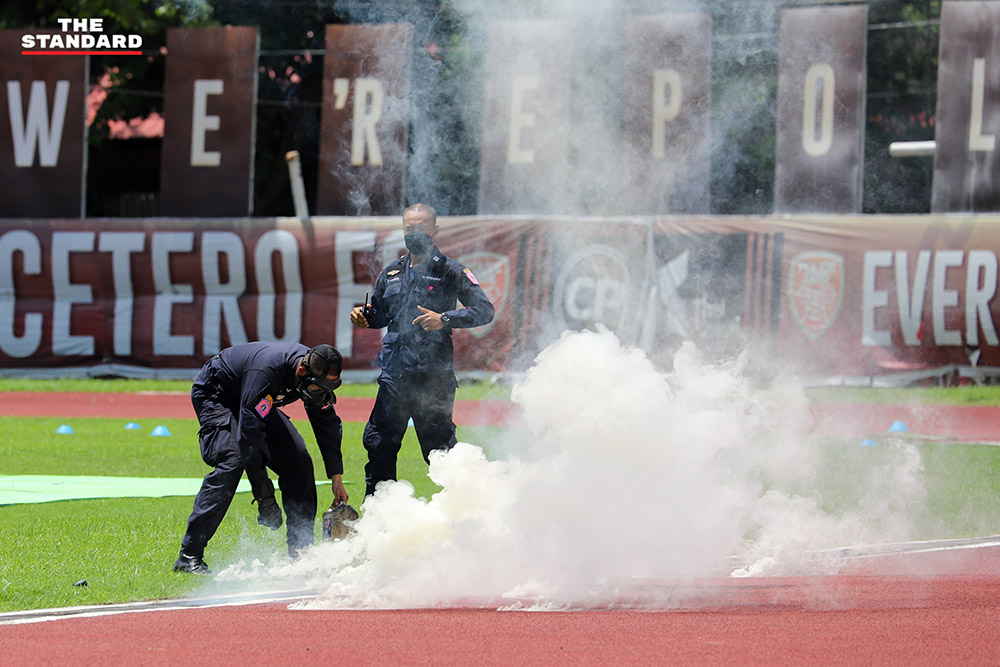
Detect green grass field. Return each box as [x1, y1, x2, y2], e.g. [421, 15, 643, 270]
[0, 378, 505, 613]
[2, 380, 1000, 613]
[804, 384, 1000, 406]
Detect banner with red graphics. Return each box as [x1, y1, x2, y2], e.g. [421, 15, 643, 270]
[2, 214, 1000, 382]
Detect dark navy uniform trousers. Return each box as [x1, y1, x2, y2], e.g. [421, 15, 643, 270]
[361, 245, 493, 497]
[362, 371, 458, 496]
[180, 365, 317, 556]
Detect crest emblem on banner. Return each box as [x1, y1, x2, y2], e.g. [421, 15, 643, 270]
[788, 251, 844, 339]
[552, 245, 631, 336]
[457, 252, 509, 338]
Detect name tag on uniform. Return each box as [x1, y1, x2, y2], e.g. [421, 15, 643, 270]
[255, 395, 273, 418]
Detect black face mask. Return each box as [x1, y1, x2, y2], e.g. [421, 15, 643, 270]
[404, 231, 432, 255]
[299, 347, 342, 407]
[300, 382, 335, 407]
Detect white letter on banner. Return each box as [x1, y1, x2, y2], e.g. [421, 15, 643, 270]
[351, 78, 384, 166]
[932, 250, 963, 346]
[969, 58, 996, 152]
[652, 69, 682, 159]
[255, 230, 302, 342]
[152, 232, 195, 355]
[862, 250, 892, 346]
[802, 63, 835, 157]
[894, 250, 930, 346]
[507, 75, 539, 164]
[0, 230, 42, 358]
[97, 232, 145, 355]
[335, 231, 377, 358]
[966, 250, 999, 347]
[201, 231, 248, 354]
[565, 276, 594, 320]
[381, 229, 405, 268]
[7, 81, 70, 167]
[333, 78, 349, 109]
[191, 79, 223, 167]
[51, 232, 95, 356]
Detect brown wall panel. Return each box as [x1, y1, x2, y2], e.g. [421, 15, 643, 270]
[0, 30, 86, 218]
[159, 27, 259, 217]
[932, 1, 1000, 212]
[316, 23, 412, 216]
[624, 13, 712, 214]
[774, 6, 868, 213]
[477, 20, 573, 214]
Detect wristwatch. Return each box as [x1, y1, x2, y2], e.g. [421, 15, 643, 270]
[440, 312, 451, 325]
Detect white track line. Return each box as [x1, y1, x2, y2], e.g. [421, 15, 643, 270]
[720, 534, 1000, 571]
[0, 589, 317, 626]
[818, 534, 1000, 559]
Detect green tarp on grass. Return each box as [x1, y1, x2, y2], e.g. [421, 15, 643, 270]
[0, 476, 331, 505]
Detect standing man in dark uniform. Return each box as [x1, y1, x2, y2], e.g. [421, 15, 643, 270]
[349, 203, 494, 497]
[173, 342, 348, 574]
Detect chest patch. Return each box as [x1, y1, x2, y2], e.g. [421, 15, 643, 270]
[255, 395, 273, 418]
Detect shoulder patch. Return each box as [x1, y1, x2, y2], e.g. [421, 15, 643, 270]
[255, 395, 273, 418]
[463, 267, 480, 286]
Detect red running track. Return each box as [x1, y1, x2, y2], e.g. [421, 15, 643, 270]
[3, 568, 1000, 664]
[0, 391, 517, 426]
[3, 391, 1000, 441]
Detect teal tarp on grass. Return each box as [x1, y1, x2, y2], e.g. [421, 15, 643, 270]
[0, 476, 335, 506]
[0, 475, 250, 505]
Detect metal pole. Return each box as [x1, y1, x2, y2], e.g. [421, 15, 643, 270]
[888, 140, 936, 158]
[285, 150, 310, 220]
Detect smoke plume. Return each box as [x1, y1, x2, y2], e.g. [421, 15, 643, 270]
[215, 328, 926, 609]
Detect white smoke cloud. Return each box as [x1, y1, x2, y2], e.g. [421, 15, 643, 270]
[215, 328, 927, 609]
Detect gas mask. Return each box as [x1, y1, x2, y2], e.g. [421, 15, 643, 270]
[404, 231, 433, 255]
[299, 345, 342, 407]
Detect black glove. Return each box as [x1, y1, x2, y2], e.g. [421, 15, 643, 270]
[251, 478, 283, 530]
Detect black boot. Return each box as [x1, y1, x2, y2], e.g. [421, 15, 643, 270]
[173, 551, 210, 574]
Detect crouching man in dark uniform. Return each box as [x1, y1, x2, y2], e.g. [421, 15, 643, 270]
[173, 342, 348, 574]
[349, 203, 494, 497]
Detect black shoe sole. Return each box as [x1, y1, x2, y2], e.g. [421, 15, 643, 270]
[173, 558, 210, 574]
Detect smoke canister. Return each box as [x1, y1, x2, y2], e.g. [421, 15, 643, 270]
[322, 505, 335, 541]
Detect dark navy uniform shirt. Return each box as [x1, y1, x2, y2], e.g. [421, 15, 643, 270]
[200, 342, 344, 477]
[367, 246, 494, 377]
